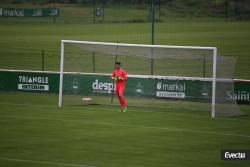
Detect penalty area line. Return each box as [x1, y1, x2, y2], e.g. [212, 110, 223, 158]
[58, 119, 250, 139]
[0, 102, 248, 122]
[3, 114, 250, 139]
[0, 157, 97, 167]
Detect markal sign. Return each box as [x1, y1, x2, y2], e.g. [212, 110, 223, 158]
[18, 75, 49, 91]
[156, 81, 185, 98]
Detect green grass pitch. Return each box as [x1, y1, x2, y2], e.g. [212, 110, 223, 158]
[0, 92, 250, 167]
[0, 3, 250, 167]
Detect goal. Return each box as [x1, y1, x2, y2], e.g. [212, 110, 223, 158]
[58, 40, 244, 118]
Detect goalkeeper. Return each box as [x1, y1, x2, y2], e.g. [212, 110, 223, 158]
[111, 62, 127, 112]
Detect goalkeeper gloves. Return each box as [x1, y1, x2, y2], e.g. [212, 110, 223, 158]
[112, 76, 123, 81]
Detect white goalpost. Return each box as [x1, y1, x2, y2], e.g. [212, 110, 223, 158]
[58, 40, 243, 118]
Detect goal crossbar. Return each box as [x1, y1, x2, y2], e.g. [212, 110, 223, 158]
[62, 40, 216, 51]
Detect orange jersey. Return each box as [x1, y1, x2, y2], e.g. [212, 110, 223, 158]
[112, 69, 127, 86]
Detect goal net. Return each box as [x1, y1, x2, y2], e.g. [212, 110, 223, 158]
[58, 40, 245, 118]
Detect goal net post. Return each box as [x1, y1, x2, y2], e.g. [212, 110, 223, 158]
[58, 40, 244, 118]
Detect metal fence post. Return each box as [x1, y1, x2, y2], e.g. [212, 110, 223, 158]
[42, 49, 44, 71]
[150, 0, 155, 75]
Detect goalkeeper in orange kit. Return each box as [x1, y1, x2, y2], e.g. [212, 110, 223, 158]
[111, 62, 127, 112]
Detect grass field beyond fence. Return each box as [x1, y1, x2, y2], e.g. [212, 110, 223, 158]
[0, 4, 250, 78]
[0, 21, 250, 78]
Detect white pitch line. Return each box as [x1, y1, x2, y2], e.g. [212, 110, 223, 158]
[0, 102, 248, 122]
[0, 157, 97, 167]
[2, 115, 250, 138]
[127, 107, 249, 122]
[0, 102, 58, 108]
[51, 118, 250, 139]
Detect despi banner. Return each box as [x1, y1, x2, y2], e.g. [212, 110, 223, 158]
[0, 70, 249, 104]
